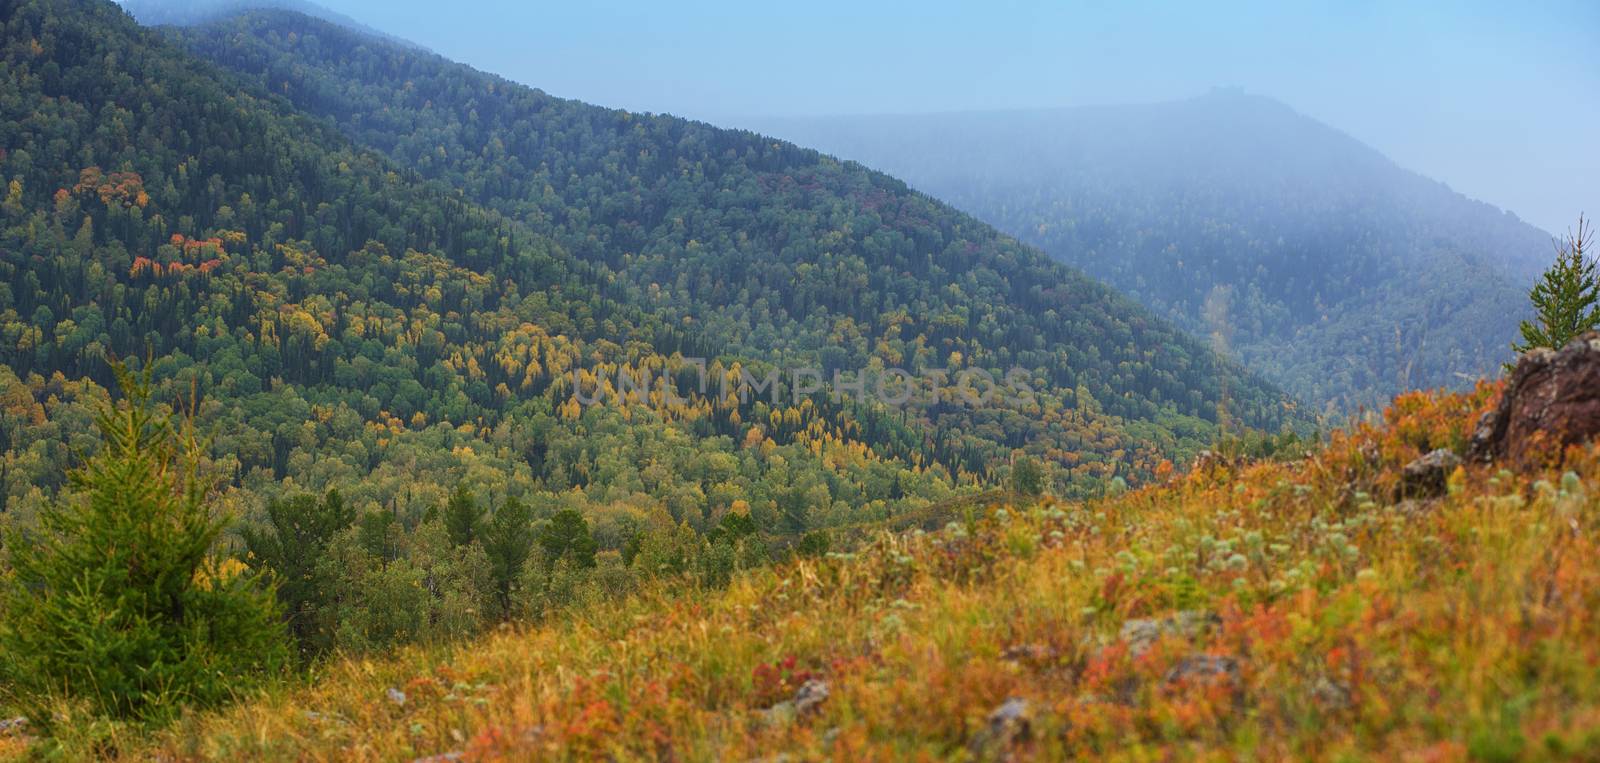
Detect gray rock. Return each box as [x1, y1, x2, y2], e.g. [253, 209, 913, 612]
[0, 717, 26, 736]
[1400, 449, 1462, 498]
[1119, 610, 1221, 657]
[761, 700, 797, 726]
[793, 679, 830, 716]
[1312, 677, 1352, 712]
[1164, 654, 1240, 686]
[762, 679, 831, 727]
[386, 686, 407, 706]
[968, 697, 1031, 758]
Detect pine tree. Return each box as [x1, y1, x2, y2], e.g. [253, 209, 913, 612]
[1513, 214, 1598, 355]
[443, 485, 483, 547]
[0, 363, 288, 726]
[538, 509, 598, 569]
[241, 490, 355, 659]
[483, 495, 535, 617]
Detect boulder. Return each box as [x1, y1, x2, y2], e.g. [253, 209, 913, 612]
[793, 679, 830, 716]
[1163, 654, 1240, 686]
[1399, 449, 1461, 498]
[1471, 332, 1600, 463]
[1119, 610, 1221, 658]
[968, 697, 1031, 759]
[762, 679, 831, 726]
[1312, 677, 1353, 712]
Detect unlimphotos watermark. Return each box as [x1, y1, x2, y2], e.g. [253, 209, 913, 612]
[571, 361, 1035, 408]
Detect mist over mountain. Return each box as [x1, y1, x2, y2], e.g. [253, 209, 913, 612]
[116, 0, 411, 45]
[748, 92, 1556, 415]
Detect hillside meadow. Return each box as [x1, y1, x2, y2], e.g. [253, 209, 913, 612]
[7, 379, 1592, 760]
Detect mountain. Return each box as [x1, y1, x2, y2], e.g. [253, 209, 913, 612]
[0, 0, 1306, 663]
[747, 92, 1557, 415]
[155, 10, 1301, 475]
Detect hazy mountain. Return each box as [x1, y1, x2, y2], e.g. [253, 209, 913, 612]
[117, 0, 414, 46]
[158, 10, 1302, 474]
[747, 92, 1556, 415]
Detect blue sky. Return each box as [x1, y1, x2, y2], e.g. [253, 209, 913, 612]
[208, 0, 1600, 234]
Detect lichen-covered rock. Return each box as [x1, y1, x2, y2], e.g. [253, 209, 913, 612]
[1119, 610, 1221, 657]
[1164, 654, 1240, 686]
[968, 698, 1031, 759]
[1400, 448, 1462, 498]
[1312, 677, 1353, 712]
[762, 679, 831, 727]
[1471, 332, 1600, 463]
[793, 679, 830, 716]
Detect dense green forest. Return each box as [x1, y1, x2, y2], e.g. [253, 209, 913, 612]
[753, 93, 1555, 415]
[0, 0, 1298, 665]
[164, 11, 1296, 445]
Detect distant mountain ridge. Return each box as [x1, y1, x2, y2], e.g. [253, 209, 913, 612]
[118, 0, 417, 47]
[747, 91, 1555, 414]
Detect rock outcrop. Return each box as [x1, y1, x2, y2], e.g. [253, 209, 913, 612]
[1470, 332, 1600, 463]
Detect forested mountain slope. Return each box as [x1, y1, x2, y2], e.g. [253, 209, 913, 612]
[751, 92, 1555, 414]
[159, 11, 1299, 472]
[1, 0, 1295, 619]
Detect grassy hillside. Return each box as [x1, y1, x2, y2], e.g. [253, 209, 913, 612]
[752, 93, 1555, 415]
[35, 380, 1591, 760]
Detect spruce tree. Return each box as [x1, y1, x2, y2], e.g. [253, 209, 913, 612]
[538, 509, 598, 569]
[0, 363, 288, 726]
[241, 490, 355, 659]
[483, 495, 535, 617]
[1513, 214, 1598, 355]
[443, 485, 484, 547]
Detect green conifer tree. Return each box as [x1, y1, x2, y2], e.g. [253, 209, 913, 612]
[0, 363, 288, 726]
[444, 485, 484, 548]
[483, 495, 535, 617]
[1513, 214, 1598, 355]
[538, 509, 598, 569]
